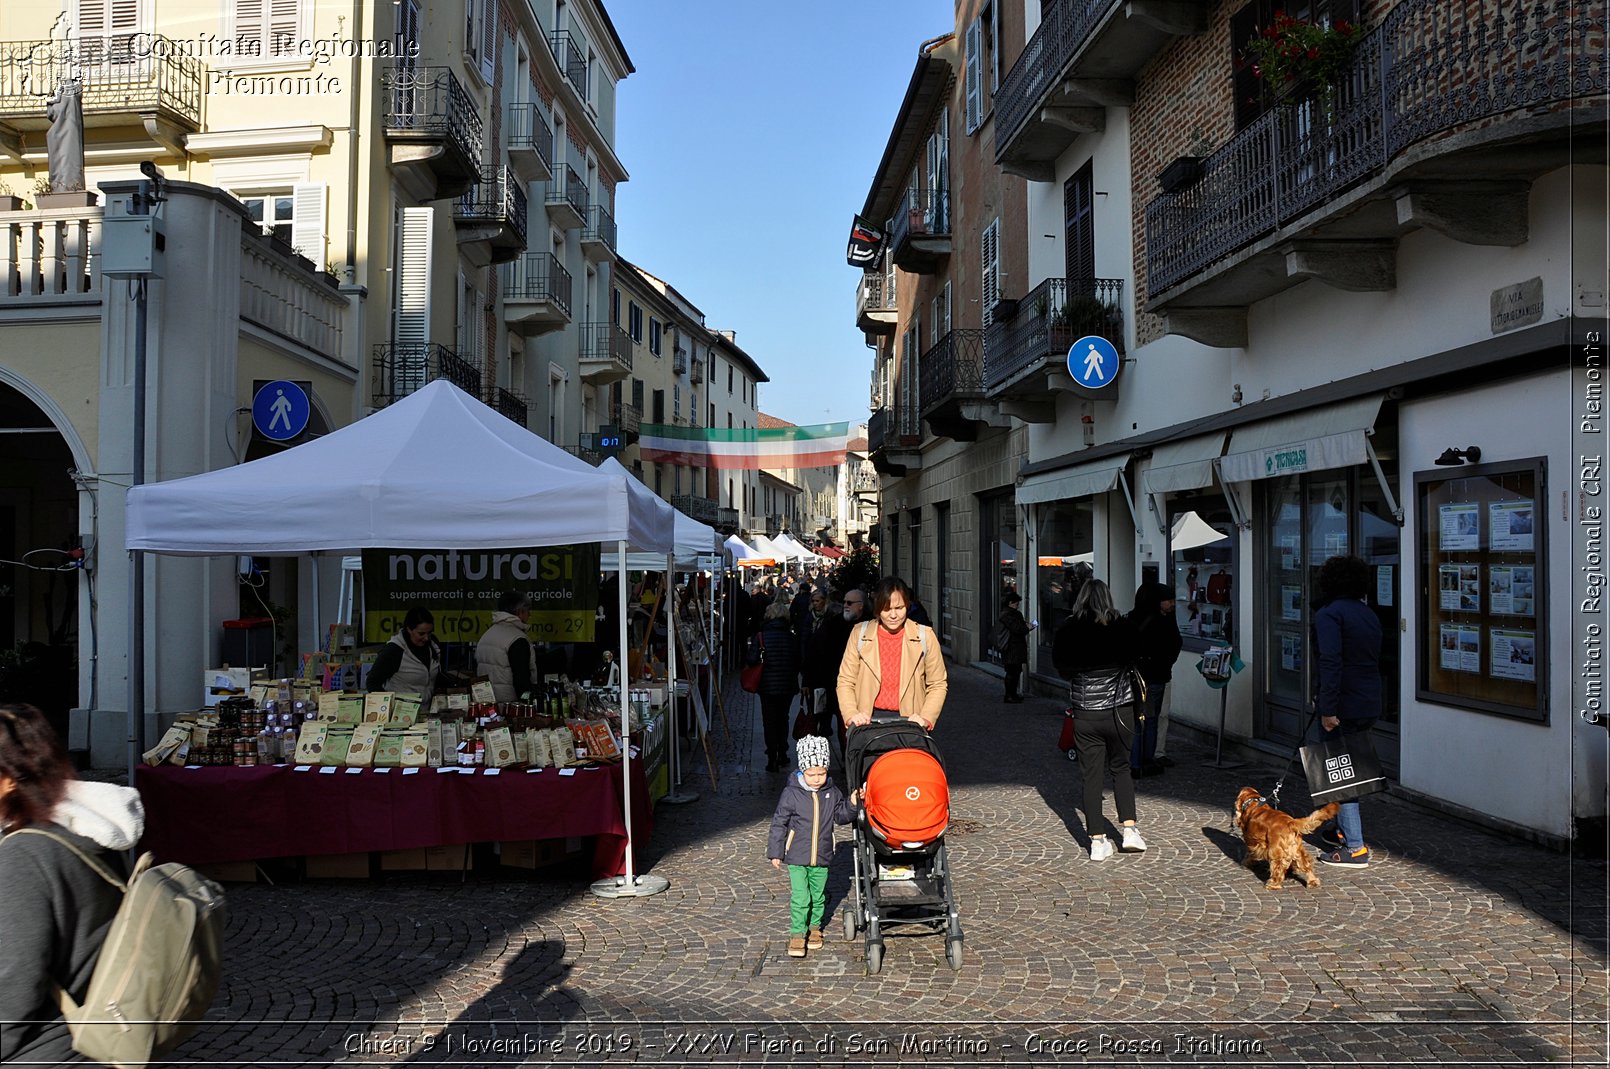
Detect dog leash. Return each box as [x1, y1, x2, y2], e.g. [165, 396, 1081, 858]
[1267, 707, 1320, 808]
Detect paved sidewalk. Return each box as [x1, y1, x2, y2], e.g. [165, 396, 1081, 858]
[147, 663, 1604, 1066]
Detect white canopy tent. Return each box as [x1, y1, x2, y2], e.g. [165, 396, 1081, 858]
[724, 534, 764, 561]
[773, 532, 823, 563]
[750, 534, 790, 561]
[594, 458, 719, 571]
[125, 381, 672, 897]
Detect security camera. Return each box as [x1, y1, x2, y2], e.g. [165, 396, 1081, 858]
[138, 160, 162, 180]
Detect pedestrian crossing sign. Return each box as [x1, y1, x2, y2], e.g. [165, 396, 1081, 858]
[1067, 335, 1121, 390]
[253, 379, 310, 441]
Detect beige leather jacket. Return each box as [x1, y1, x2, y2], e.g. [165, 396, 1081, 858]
[835, 619, 948, 726]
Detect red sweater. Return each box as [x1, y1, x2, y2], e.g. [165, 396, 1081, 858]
[874, 625, 903, 710]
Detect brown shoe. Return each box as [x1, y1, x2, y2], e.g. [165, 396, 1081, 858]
[806, 927, 824, 950]
[786, 936, 807, 958]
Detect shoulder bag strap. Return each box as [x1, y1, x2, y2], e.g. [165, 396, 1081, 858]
[7, 827, 127, 892]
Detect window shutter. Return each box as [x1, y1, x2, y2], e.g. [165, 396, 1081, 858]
[269, 0, 299, 56]
[990, 1, 1001, 93]
[394, 207, 433, 344]
[109, 0, 140, 33]
[964, 19, 982, 133]
[290, 183, 325, 263]
[480, 0, 497, 84]
[981, 218, 999, 328]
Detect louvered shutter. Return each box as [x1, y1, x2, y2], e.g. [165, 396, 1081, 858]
[964, 19, 982, 133]
[269, 0, 299, 56]
[291, 183, 325, 264]
[233, 0, 263, 49]
[394, 207, 433, 345]
[981, 218, 999, 328]
[480, 0, 497, 84]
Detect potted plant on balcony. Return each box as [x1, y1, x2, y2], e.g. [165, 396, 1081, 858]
[32, 177, 97, 209]
[0, 181, 21, 211]
[1241, 12, 1364, 119]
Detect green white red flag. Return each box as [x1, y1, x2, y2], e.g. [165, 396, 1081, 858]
[638, 422, 850, 470]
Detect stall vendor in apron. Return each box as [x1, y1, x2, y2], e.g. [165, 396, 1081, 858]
[367, 607, 446, 708]
[477, 590, 542, 701]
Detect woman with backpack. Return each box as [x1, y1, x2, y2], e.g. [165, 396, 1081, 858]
[995, 591, 1035, 703]
[836, 576, 948, 731]
[0, 702, 145, 1065]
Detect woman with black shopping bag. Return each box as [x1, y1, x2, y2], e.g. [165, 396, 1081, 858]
[1311, 555, 1383, 868]
[1052, 579, 1147, 862]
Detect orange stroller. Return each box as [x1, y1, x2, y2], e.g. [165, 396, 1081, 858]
[842, 720, 963, 973]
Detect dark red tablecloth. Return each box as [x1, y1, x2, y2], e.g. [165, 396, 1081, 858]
[133, 762, 653, 879]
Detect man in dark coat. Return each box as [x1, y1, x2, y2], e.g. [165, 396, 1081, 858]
[1128, 581, 1182, 775]
[997, 590, 1034, 702]
[800, 586, 853, 750]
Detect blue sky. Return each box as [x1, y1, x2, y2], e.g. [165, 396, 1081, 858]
[609, 0, 953, 431]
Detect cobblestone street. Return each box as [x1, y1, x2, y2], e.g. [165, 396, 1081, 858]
[156, 664, 1606, 1066]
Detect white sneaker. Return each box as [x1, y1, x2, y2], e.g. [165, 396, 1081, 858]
[1120, 826, 1148, 853]
[1089, 836, 1115, 862]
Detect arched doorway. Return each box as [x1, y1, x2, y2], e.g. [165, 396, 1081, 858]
[0, 382, 84, 740]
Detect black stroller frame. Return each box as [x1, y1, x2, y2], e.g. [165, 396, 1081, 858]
[841, 720, 963, 974]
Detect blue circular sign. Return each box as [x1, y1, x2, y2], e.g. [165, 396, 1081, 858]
[1067, 335, 1121, 390]
[252, 380, 310, 441]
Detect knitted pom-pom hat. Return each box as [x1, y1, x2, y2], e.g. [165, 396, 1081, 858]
[796, 735, 830, 772]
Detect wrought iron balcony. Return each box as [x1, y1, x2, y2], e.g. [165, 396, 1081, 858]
[501, 252, 572, 336]
[865, 405, 923, 476]
[579, 321, 633, 384]
[489, 386, 528, 427]
[887, 188, 951, 273]
[984, 277, 1124, 411]
[690, 357, 704, 384]
[1145, 0, 1599, 312]
[454, 166, 529, 266]
[381, 66, 483, 200]
[611, 399, 641, 437]
[373, 342, 481, 406]
[0, 35, 204, 145]
[855, 273, 897, 336]
[564, 443, 604, 465]
[546, 163, 588, 230]
[549, 31, 589, 102]
[918, 329, 993, 441]
[672, 494, 717, 524]
[506, 102, 553, 184]
[715, 506, 741, 532]
[672, 350, 689, 376]
[581, 202, 617, 261]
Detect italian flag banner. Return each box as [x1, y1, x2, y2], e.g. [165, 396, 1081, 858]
[638, 422, 850, 470]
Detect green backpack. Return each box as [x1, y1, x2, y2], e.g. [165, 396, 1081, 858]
[12, 829, 226, 1068]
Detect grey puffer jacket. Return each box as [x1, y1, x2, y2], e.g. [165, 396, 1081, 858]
[766, 775, 853, 867]
[0, 781, 144, 1066]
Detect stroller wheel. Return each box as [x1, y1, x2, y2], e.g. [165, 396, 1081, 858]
[946, 937, 964, 971]
[865, 940, 884, 975]
[842, 910, 857, 942]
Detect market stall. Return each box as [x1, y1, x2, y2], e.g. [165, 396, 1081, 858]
[125, 381, 675, 892]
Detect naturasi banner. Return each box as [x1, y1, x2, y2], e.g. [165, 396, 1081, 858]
[360, 545, 601, 644]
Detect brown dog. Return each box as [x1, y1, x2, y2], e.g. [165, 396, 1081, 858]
[1234, 787, 1339, 889]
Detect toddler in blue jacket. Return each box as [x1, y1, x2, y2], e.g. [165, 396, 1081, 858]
[767, 735, 855, 958]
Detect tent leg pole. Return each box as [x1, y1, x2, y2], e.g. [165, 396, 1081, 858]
[126, 268, 148, 787]
[592, 540, 667, 899]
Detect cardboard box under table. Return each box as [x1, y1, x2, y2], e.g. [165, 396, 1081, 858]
[133, 763, 652, 880]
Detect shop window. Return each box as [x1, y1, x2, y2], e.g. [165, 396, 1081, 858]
[1414, 458, 1547, 721]
[1033, 497, 1092, 670]
[1170, 496, 1238, 652]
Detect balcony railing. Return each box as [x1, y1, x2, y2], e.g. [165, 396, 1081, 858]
[672, 350, 689, 375]
[240, 234, 347, 361]
[506, 102, 554, 176]
[579, 321, 632, 370]
[564, 443, 603, 465]
[374, 342, 481, 406]
[984, 277, 1124, 393]
[1145, 0, 1596, 296]
[582, 203, 617, 254]
[501, 252, 572, 316]
[993, 0, 1122, 158]
[0, 35, 204, 128]
[488, 386, 528, 427]
[690, 357, 704, 384]
[867, 407, 889, 453]
[918, 329, 987, 415]
[0, 207, 100, 297]
[856, 272, 896, 321]
[549, 31, 589, 101]
[546, 163, 589, 221]
[381, 65, 484, 163]
[673, 494, 717, 524]
[454, 165, 529, 251]
[888, 186, 951, 246]
[611, 399, 641, 435]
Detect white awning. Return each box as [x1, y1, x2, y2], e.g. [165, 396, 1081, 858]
[1217, 395, 1384, 484]
[1141, 432, 1228, 495]
[1017, 454, 1130, 505]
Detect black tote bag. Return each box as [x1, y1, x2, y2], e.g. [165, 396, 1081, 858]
[1300, 729, 1387, 804]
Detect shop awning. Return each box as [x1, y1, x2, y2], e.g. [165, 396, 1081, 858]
[1216, 395, 1384, 484]
[1017, 454, 1131, 505]
[1141, 432, 1227, 495]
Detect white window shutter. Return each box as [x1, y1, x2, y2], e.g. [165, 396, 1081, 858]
[232, 0, 263, 51]
[480, 0, 497, 84]
[110, 0, 141, 33]
[394, 207, 433, 344]
[291, 182, 325, 264]
[269, 0, 300, 56]
[964, 19, 982, 134]
[981, 218, 999, 328]
[78, 0, 108, 35]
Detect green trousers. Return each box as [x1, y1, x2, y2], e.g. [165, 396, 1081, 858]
[787, 864, 829, 934]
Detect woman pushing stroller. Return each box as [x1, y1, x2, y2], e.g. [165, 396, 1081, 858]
[836, 577, 947, 731]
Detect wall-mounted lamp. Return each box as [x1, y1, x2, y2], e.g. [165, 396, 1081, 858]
[1435, 446, 1482, 466]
